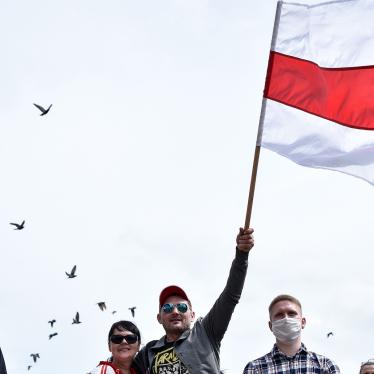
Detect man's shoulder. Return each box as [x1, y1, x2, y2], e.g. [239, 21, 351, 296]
[135, 340, 159, 366]
[307, 350, 340, 371]
[244, 351, 273, 369]
[139, 339, 160, 353]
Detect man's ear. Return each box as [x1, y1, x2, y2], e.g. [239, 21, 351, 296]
[268, 320, 273, 332]
[301, 317, 306, 329]
[190, 310, 195, 322]
[157, 313, 162, 324]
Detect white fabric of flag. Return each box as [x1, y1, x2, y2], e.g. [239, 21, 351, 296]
[260, 0, 374, 185]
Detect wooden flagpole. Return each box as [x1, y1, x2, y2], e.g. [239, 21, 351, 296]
[243, 1, 283, 229]
[244, 145, 261, 229]
[243, 99, 266, 229]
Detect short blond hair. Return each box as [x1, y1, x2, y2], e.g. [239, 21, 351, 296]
[268, 294, 302, 315]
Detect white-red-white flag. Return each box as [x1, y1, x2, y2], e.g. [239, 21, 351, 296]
[260, 0, 374, 185]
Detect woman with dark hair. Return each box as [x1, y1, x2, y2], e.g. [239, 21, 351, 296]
[90, 320, 142, 374]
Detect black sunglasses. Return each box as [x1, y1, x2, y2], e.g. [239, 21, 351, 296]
[110, 334, 138, 345]
[161, 302, 188, 314]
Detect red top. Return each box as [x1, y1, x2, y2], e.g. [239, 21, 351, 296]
[97, 361, 138, 374]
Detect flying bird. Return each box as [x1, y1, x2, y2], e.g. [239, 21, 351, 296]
[48, 319, 56, 328]
[9, 220, 25, 230]
[72, 312, 81, 324]
[65, 265, 77, 278]
[327, 332, 334, 338]
[30, 353, 40, 363]
[33, 103, 52, 116]
[97, 302, 106, 311]
[49, 332, 58, 340]
[27, 365, 32, 371]
[129, 306, 136, 318]
[112, 310, 117, 315]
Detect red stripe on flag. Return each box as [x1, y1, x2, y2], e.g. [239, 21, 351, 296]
[264, 51, 374, 130]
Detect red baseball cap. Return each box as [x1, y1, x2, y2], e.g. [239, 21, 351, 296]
[159, 285, 190, 308]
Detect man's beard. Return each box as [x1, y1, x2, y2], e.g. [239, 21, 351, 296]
[165, 320, 191, 335]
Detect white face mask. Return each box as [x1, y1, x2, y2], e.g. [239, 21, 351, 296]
[271, 317, 302, 343]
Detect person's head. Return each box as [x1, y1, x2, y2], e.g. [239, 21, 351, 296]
[108, 320, 141, 366]
[157, 285, 195, 340]
[268, 294, 306, 344]
[360, 359, 374, 374]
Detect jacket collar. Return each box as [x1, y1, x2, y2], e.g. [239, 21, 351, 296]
[150, 329, 191, 350]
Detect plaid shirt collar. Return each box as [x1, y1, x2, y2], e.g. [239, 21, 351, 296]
[271, 343, 308, 359]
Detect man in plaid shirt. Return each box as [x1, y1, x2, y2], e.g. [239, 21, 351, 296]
[243, 294, 340, 374]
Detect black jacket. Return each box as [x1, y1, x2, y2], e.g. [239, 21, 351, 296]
[0, 348, 7, 374]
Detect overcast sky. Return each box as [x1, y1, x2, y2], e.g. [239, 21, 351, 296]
[1, 0, 373, 373]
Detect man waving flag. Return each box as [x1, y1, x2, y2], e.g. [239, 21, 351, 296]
[259, 0, 374, 185]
